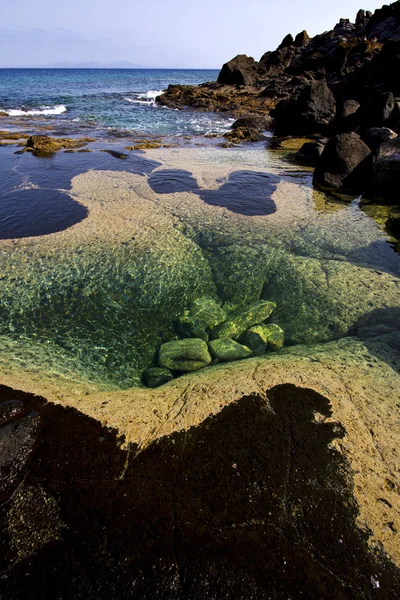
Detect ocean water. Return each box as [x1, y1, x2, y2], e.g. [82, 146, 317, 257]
[0, 68, 233, 135]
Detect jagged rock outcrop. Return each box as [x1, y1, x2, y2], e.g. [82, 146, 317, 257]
[217, 54, 258, 85]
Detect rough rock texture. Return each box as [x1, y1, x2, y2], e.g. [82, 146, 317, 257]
[176, 296, 226, 341]
[295, 140, 326, 166]
[313, 132, 372, 193]
[273, 81, 336, 136]
[217, 54, 258, 85]
[364, 135, 400, 204]
[208, 337, 252, 361]
[361, 127, 398, 153]
[159, 338, 212, 372]
[26, 135, 94, 156]
[157, 2, 400, 137]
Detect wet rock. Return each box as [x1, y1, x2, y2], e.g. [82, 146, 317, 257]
[25, 135, 93, 156]
[239, 323, 284, 354]
[100, 149, 128, 159]
[208, 338, 252, 361]
[217, 54, 257, 85]
[224, 127, 266, 143]
[143, 367, 174, 388]
[238, 325, 269, 355]
[211, 300, 276, 340]
[313, 132, 372, 194]
[159, 338, 212, 372]
[295, 140, 326, 166]
[231, 115, 273, 131]
[361, 127, 397, 153]
[262, 323, 285, 350]
[273, 81, 336, 136]
[365, 135, 400, 204]
[176, 296, 226, 341]
[0, 412, 41, 503]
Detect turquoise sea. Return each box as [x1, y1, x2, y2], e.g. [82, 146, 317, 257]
[0, 68, 232, 135]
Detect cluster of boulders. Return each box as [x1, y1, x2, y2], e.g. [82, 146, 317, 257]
[142, 296, 284, 388]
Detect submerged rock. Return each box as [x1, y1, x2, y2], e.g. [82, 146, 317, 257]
[159, 338, 212, 372]
[262, 323, 285, 350]
[239, 323, 284, 354]
[313, 132, 372, 194]
[208, 338, 252, 361]
[143, 367, 173, 388]
[176, 296, 226, 341]
[211, 300, 276, 340]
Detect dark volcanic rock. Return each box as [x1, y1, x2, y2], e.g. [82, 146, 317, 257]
[332, 99, 361, 133]
[365, 136, 400, 204]
[273, 81, 336, 135]
[277, 33, 294, 49]
[313, 132, 372, 193]
[232, 115, 273, 131]
[295, 30, 311, 46]
[224, 127, 266, 143]
[218, 54, 257, 85]
[361, 127, 397, 153]
[295, 140, 326, 166]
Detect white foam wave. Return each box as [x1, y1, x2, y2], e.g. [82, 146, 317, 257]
[124, 90, 164, 106]
[2, 105, 67, 117]
[138, 90, 163, 100]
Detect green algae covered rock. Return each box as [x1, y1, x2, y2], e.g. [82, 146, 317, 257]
[240, 323, 284, 354]
[176, 296, 226, 341]
[210, 300, 276, 340]
[143, 367, 173, 388]
[159, 338, 212, 372]
[208, 338, 252, 362]
[263, 324, 285, 351]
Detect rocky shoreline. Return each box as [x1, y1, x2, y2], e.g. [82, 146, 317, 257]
[157, 2, 400, 241]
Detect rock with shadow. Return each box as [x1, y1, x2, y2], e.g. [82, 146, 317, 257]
[0, 383, 399, 599]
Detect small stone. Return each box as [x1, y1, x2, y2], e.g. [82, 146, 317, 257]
[143, 367, 174, 388]
[263, 324, 285, 351]
[239, 325, 269, 356]
[208, 338, 252, 361]
[176, 296, 226, 340]
[210, 300, 276, 340]
[159, 338, 212, 372]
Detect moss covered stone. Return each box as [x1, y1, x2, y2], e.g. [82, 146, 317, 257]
[239, 323, 284, 354]
[143, 367, 173, 388]
[210, 300, 276, 340]
[263, 324, 285, 351]
[208, 338, 252, 361]
[159, 338, 212, 372]
[176, 296, 226, 341]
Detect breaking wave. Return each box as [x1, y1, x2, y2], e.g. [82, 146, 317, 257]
[2, 105, 67, 116]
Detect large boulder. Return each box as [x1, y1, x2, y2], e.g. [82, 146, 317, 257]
[331, 99, 361, 133]
[273, 81, 336, 135]
[364, 136, 400, 204]
[313, 132, 372, 194]
[158, 338, 212, 372]
[217, 55, 257, 86]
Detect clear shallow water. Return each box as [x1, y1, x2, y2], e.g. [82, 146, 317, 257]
[0, 68, 234, 135]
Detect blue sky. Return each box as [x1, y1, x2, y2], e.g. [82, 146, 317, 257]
[0, 0, 385, 68]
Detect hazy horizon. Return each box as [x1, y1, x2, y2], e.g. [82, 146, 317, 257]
[0, 0, 388, 69]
